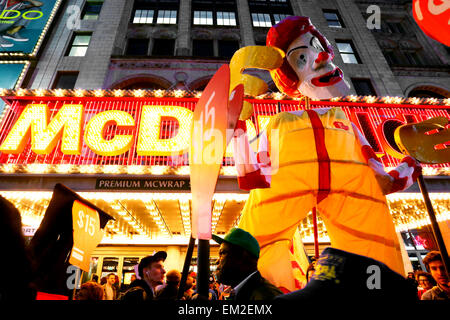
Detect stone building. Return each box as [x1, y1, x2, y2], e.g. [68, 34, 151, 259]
[1, 0, 448, 281]
[27, 0, 450, 98]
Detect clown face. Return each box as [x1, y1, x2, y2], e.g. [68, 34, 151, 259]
[286, 32, 350, 100]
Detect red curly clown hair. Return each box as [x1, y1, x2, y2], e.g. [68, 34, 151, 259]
[266, 16, 335, 99]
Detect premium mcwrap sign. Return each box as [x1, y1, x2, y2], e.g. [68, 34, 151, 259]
[96, 178, 191, 190]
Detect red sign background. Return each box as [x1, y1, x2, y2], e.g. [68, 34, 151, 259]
[0, 96, 448, 169]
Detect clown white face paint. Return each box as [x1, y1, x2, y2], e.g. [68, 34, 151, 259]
[286, 32, 350, 100]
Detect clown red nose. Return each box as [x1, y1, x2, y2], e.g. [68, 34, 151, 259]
[315, 52, 330, 65]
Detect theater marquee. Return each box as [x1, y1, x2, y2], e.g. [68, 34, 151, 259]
[0, 90, 449, 172]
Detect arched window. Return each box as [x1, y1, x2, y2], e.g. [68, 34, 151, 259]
[111, 76, 172, 90]
[408, 86, 449, 99]
[189, 77, 212, 91]
[122, 82, 166, 90]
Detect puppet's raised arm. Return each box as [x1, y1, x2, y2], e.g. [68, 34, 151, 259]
[232, 120, 272, 191]
[352, 123, 421, 195]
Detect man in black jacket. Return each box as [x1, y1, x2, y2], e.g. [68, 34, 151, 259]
[275, 247, 418, 302]
[121, 251, 167, 301]
[212, 228, 282, 300]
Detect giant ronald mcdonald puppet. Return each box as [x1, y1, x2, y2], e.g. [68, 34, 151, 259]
[231, 16, 421, 293]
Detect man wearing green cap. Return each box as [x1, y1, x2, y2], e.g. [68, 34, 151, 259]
[212, 228, 282, 300]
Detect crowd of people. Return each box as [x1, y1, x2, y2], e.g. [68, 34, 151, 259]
[405, 251, 450, 300]
[75, 228, 282, 301]
[73, 228, 449, 301]
[76, 264, 240, 301]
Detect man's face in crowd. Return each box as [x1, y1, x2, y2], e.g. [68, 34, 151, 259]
[428, 260, 448, 286]
[143, 260, 166, 286]
[286, 31, 350, 100]
[418, 275, 433, 290]
[216, 242, 242, 286]
[107, 275, 115, 285]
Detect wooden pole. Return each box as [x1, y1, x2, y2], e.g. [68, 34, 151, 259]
[72, 268, 83, 300]
[312, 207, 320, 259]
[196, 239, 210, 298]
[417, 174, 449, 277]
[407, 230, 426, 271]
[177, 236, 196, 299]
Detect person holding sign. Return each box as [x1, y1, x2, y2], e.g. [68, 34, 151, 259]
[231, 16, 422, 293]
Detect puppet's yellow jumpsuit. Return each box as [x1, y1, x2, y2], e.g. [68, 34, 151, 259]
[233, 108, 420, 292]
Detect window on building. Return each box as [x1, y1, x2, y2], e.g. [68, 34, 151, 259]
[336, 41, 360, 64]
[157, 10, 177, 24]
[52, 72, 79, 89]
[192, 1, 237, 27]
[217, 11, 236, 26]
[249, 0, 292, 27]
[193, 10, 213, 25]
[218, 40, 240, 58]
[323, 10, 344, 28]
[383, 50, 400, 66]
[273, 13, 289, 24]
[82, 0, 103, 20]
[132, 0, 179, 24]
[408, 89, 447, 99]
[403, 51, 422, 66]
[386, 22, 405, 34]
[351, 78, 376, 96]
[193, 39, 214, 57]
[152, 38, 175, 56]
[133, 9, 155, 24]
[252, 13, 272, 27]
[67, 33, 92, 56]
[126, 38, 149, 55]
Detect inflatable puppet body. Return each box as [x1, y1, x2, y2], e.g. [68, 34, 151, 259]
[232, 17, 421, 292]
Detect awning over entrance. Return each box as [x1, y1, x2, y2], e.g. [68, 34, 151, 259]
[2, 190, 448, 244]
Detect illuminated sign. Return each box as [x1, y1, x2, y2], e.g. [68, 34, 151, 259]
[0, 62, 29, 114]
[0, 95, 448, 169]
[22, 226, 37, 236]
[0, 0, 62, 55]
[95, 178, 190, 190]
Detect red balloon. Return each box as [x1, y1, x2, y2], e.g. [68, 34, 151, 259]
[412, 0, 450, 46]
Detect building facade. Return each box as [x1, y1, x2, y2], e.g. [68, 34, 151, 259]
[27, 0, 450, 97]
[1, 0, 449, 284]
